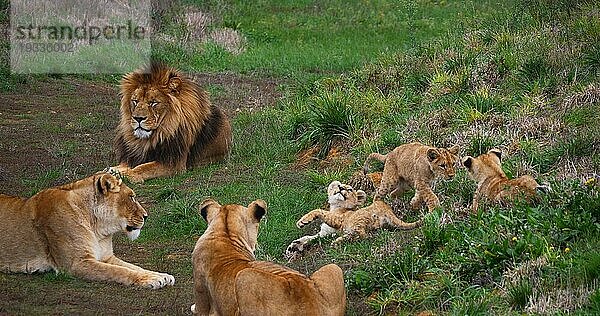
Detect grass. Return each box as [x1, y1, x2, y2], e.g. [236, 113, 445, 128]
[153, 0, 516, 79]
[1, 0, 600, 315]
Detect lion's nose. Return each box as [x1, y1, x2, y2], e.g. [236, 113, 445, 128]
[133, 116, 146, 123]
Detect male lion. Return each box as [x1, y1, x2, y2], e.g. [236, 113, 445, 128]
[114, 62, 232, 183]
[364, 142, 460, 212]
[286, 181, 421, 258]
[0, 170, 175, 288]
[192, 198, 346, 316]
[463, 149, 550, 212]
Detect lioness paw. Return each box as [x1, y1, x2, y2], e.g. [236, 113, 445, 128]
[139, 273, 175, 289]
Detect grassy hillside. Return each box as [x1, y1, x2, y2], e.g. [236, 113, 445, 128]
[0, 0, 599, 315]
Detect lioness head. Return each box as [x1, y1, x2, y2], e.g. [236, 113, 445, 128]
[327, 181, 367, 210]
[198, 199, 267, 254]
[120, 63, 187, 139]
[95, 172, 148, 240]
[462, 149, 503, 181]
[427, 145, 460, 180]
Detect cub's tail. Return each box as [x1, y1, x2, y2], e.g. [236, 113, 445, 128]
[388, 216, 423, 230]
[363, 152, 387, 174]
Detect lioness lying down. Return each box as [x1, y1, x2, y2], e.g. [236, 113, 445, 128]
[192, 199, 346, 316]
[0, 170, 174, 289]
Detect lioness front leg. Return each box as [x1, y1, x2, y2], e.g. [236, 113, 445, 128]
[105, 255, 174, 285]
[121, 161, 183, 183]
[70, 257, 174, 289]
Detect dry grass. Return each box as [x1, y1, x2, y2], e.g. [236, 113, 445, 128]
[526, 280, 599, 314]
[178, 8, 246, 55]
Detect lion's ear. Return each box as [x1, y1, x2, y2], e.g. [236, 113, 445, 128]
[199, 198, 221, 223]
[427, 148, 440, 161]
[96, 174, 121, 195]
[356, 190, 367, 206]
[462, 156, 473, 170]
[167, 73, 182, 94]
[448, 145, 460, 155]
[488, 149, 502, 161]
[248, 199, 267, 223]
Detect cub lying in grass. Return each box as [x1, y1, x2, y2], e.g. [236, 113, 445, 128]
[192, 198, 346, 316]
[286, 181, 421, 258]
[463, 149, 550, 212]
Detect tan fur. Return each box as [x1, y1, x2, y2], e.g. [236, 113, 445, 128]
[192, 199, 346, 316]
[0, 170, 174, 288]
[347, 170, 383, 195]
[364, 142, 460, 212]
[114, 62, 232, 183]
[286, 181, 421, 257]
[463, 149, 547, 212]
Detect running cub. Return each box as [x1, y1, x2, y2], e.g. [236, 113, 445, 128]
[286, 181, 421, 257]
[364, 142, 460, 212]
[463, 149, 549, 212]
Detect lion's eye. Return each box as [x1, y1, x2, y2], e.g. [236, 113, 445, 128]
[131, 99, 138, 107]
[149, 101, 158, 107]
[440, 164, 447, 169]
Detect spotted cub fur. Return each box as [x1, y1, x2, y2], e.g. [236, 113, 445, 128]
[364, 142, 460, 212]
[463, 149, 550, 212]
[286, 181, 421, 258]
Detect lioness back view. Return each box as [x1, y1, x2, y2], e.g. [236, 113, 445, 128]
[192, 199, 346, 316]
[364, 142, 460, 212]
[463, 149, 550, 212]
[114, 62, 232, 183]
[0, 170, 174, 288]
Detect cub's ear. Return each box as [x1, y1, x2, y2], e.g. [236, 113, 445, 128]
[327, 181, 343, 196]
[462, 156, 473, 170]
[448, 145, 460, 155]
[248, 199, 267, 223]
[199, 198, 221, 223]
[488, 149, 502, 161]
[96, 173, 122, 195]
[427, 148, 440, 161]
[356, 190, 367, 206]
[167, 73, 182, 94]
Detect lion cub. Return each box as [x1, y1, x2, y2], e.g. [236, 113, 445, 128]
[364, 142, 460, 212]
[463, 149, 550, 212]
[286, 181, 422, 257]
[192, 199, 346, 316]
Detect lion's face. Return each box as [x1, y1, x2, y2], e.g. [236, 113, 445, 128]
[462, 149, 503, 182]
[96, 173, 148, 240]
[427, 145, 460, 181]
[327, 181, 367, 210]
[199, 199, 267, 254]
[127, 86, 172, 139]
